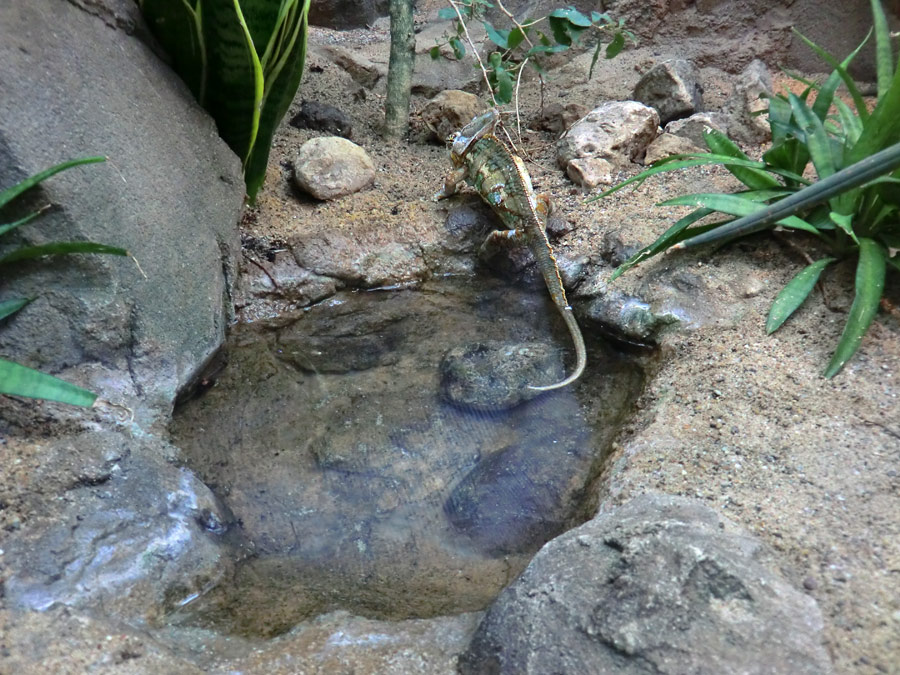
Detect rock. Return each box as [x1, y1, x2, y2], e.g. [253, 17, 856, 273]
[308, 0, 388, 29]
[445, 441, 583, 555]
[439, 341, 564, 410]
[3, 431, 236, 624]
[583, 288, 675, 344]
[412, 53, 484, 97]
[556, 102, 660, 184]
[459, 493, 834, 675]
[421, 90, 482, 141]
[290, 100, 353, 138]
[643, 131, 703, 164]
[565, 157, 617, 188]
[316, 45, 384, 88]
[0, 0, 243, 415]
[724, 59, 774, 145]
[632, 59, 703, 124]
[665, 111, 730, 148]
[293, 137, 376, 200]
[535, 102, 590, 135]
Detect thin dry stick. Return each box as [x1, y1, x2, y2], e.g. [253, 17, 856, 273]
[447, 1, 494, 96]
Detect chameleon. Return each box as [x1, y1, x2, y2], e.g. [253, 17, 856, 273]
[435, 108, 586, 391]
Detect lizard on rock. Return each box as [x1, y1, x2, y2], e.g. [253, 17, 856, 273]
[435, 109, 586, 391]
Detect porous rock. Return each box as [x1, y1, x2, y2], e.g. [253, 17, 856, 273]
[460, 493, 833, 675]
[421, 90, 482, 141]
[308, 0, 388, 29]
[723, 59, 774, 145]
[557, 101, 659, 186]
[632, 58, 703, 124]
[665, 111, 730, 147]
[293, 137, 376, 200]
[643, 131, 702, 165]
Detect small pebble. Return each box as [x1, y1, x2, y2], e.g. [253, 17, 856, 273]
[802, 576, 818, 591]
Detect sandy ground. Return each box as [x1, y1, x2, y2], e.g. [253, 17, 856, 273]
[238, 12, 900, 673]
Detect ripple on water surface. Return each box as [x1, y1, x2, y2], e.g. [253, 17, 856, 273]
[169, 278, 645, 637]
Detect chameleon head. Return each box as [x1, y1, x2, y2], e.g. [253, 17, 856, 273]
[448, 108, 500, 165]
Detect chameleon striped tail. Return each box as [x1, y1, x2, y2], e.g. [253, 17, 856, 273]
[528, 302, 587, 391]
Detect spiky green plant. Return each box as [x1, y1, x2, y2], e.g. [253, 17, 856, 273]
[139, 0, 311, 202]
[594, 0, 900, 377]
[0, 157, 127, 405]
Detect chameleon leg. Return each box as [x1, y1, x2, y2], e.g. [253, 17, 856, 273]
[478, 228, 525, 259]
[434, 167, 468, 201]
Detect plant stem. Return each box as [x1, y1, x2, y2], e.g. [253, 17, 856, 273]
[384, 0, 416, 139]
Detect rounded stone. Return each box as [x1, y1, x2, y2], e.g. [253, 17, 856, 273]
[293, 136, 376, 200]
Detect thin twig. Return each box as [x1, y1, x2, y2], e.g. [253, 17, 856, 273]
[243, 252, 279, 290]
[447, 1, 494, 98]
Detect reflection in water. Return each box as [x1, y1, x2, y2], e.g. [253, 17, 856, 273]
[169, 278, 644, 637]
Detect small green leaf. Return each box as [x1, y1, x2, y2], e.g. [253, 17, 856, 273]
[789, 92, 837, 180]
[605, 31, 625, 59]
[0, 298, 31, 321]
[0, 242, 128, 265]
[588, 40, 603, 80]
[548, 15, 571, 46]
[537, 30, 551, 47]
[766, 257, 835, 333]
[507, 27, 525, 50]
[525, 43, 569, 56]
[870, 0, 893, 98]
[824, 238, 886, 377]
[429, 45, 440, 60]
[591, 11, 611, 24]
[449, 36, 465, 59]
[549, 7, 591, 27]
[0, 358, 97, 406]
[483, 21, 510, 49]
[437, 7, 457, 20]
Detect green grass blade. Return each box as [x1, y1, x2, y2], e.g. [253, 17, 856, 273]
[811, 32, 871, 121]
[789, 92, 837, 180]
[0, 358, 97, 406]
[702, 128, 781, 189]
[0, 298, 31, 321]
[609, 208, 714, 280]
[0, 206, 50, 238]
[766, 257, 836, 333]
[824, 238, 886, 377]
[661, 193, 820, 235]
[870, 0, 893, 98]
[0, 242, 128, 265]
[678, 141, 900, 248]
[0, 157, 106, 210]
[589, 154, 806, 202]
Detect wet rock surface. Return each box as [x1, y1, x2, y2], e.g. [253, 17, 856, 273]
[169, 278, 644, 636]
[459, 493, 833, 675]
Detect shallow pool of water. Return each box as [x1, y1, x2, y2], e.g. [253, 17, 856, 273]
[169, 277, 644, 637]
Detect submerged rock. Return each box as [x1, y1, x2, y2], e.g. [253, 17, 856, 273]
[439, 340, 564, 410]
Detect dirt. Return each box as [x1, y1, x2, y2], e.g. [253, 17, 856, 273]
[236, 9, 899, 674]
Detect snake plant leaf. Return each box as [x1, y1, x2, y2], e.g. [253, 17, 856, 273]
[0, 157, 106, 210]
[766, 257, 836, 334]
[702, 128, 781, 190]
[834, 98, 863, 147]
[202, 0, 264, 170]
[870, 0, 893, 98]
[138, 0, 206, 101]
[829, 211, 859, 245]
[0, 358, 97, 406]
[824, 238, 886, 377]
[789, 93, 837, 180]
[0, 242, 128, 265]
[795, 29, 870, 122]
[610, 208, 716, 281]
[0, 298, 31, 322]
[243, 0, 310, 202]
[660, 193, 821, 235]
[677, 142, 900, 249]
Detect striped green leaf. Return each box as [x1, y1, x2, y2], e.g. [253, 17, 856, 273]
[138, 0, 206, 101]
[702, 128, 781, 190]
[824, 238, 886, 377]
[0, 358, 97, 406]
[766, 257, 835, 333]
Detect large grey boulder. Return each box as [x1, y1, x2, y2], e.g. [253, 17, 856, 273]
[0, 0, 244, 418]
[460, 493, 833, 674]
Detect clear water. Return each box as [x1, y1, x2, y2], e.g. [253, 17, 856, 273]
[169, 277, 645, 637]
